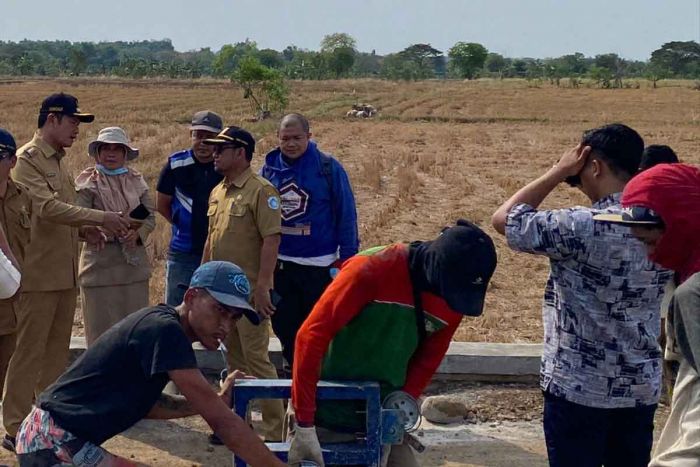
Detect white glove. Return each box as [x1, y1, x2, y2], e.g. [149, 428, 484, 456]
[288, 425, 324, 467]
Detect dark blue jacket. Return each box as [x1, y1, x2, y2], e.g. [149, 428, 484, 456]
[156, 149, 223, 255]
[261, 141, 359, 260]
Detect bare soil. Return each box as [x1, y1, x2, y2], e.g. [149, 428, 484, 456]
[2, 78, 698, 343]
[0, 383, 671, 466]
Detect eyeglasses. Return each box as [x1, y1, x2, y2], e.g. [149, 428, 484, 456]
[214, 145, 242, 154]
[0, 151, 15, 161]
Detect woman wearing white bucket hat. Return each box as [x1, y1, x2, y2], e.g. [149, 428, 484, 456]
[75, 127, 155, 344]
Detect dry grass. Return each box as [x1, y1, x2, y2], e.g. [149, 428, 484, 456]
[1, 78, 698, 343]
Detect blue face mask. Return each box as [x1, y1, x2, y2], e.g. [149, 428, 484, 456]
[96, 164, 128, 176]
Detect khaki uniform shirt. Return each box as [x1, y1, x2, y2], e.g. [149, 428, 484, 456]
[11, 133, 104, 291]
[0, 179, 31, 334]
[207, 167, 281, 290]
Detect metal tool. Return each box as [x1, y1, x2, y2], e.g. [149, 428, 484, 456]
[382, 391, 422, 433]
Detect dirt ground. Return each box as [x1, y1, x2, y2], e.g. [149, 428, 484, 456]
[0, 383, 671, 466]
[2, 78, 698, 343]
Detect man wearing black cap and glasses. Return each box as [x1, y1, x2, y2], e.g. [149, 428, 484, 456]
[288, 220, 497, 467]
[2, 94, 131, 452]
[201, 126, 285, 442]
[491, 123, 672, 467]
[13, 261, 284, 467]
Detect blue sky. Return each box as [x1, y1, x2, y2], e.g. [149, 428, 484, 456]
[1, 0, 699, 60]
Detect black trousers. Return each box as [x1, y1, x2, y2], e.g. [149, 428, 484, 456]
[271, 260, 333, 370]
[543, 390, 657, 467]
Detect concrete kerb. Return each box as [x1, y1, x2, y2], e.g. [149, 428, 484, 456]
[69, 337, 541, 382]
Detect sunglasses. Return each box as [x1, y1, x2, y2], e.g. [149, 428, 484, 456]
[0, 151, 15, 161]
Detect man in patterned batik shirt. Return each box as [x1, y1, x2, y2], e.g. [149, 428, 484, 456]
[492, 123, 672, 467]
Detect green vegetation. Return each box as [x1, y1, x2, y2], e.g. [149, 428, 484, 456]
[1, 36, 698, 86]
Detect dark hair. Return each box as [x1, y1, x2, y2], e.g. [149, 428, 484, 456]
[639, 145, 679, 171]
[581, 123, 644, 181]
[243, 146, 253, 162]
[279, 113, 310, 133]
[37, 112, 62, 129]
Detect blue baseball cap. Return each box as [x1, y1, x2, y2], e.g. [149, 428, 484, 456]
[189, 261, 261, 325]
[0, 128, 17, 158]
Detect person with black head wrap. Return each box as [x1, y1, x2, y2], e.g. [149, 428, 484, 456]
[287, 219, 497, 467]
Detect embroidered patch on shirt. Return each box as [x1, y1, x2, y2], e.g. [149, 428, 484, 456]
[279, 182, 309, 221]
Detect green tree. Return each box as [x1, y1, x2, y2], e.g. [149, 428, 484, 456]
[320, 33, 357, 53]
[650, 41, 700, 78]
[484, 53, 509, 77]
[448, 42, 488, 79]
[320, 33, 357, 78]
[399, 43, 444, 77]
[212, 40, 258, 77]
[593, 53, 625, 87]
[256, 48, 283, 69]
[232, 57, 289, 119]
[68, 46, 87, 75]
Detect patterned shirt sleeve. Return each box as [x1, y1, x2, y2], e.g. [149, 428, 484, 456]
[505, 203, 592, 261]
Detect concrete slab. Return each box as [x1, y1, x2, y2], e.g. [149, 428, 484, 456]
[69, 337, 542, 380]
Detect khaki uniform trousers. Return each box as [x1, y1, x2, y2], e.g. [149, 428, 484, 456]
[81, 281, 149, 345]
[2, 289, 77, 436]
[649, 360, 700, 466]
[225, 317, 284, 442]
[0, 332, 16, 397]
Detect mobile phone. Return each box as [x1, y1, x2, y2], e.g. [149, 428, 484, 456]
[270, 289, 282, 307]
[129, 204, 150, 220]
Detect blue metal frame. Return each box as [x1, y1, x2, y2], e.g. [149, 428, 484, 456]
[232, 379, 382, 466]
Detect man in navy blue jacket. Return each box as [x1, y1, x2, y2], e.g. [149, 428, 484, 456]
[156, 111, 224, 306]
[261, 113, 359, 369]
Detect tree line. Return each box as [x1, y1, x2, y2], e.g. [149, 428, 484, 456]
[1, 35, 698, 86]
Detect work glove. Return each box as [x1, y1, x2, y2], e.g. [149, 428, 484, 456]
[288, 425, 324, 467]
[380, 444, 392, 467]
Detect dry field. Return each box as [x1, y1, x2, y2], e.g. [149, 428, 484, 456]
[1, 78, 698, 343]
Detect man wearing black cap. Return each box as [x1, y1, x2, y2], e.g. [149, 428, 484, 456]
[156, 110, 224, 307]
[201, 126, 286, 442]
[0, 128, 28, 397]
[3, 93, 131, 452]
[14, 261, 284, 466]
[288, 220, 497, 467]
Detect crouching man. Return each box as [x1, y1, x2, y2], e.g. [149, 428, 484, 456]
[288, 220, 497, 466]
[15, 261, 284, 467]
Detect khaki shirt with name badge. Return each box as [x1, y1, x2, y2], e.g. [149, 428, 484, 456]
[0, 179, 31, 334]
[11, 132, 105, 291]
[207, 167, 281, 291]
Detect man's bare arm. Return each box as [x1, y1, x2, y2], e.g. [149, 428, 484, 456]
[145, 392, 198, 419]
[169, 368, 284, 466]
[491, 144, 590, 234]
[156, 192, 173, 224]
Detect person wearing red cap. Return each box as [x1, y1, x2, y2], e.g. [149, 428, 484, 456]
[595, 163, 700, 466]
[288, 220, 497, 467]
[492, 124, 672, 467]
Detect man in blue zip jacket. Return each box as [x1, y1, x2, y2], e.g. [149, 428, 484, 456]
[157, 111, 224, 306]
[261, 113, 359, 370]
